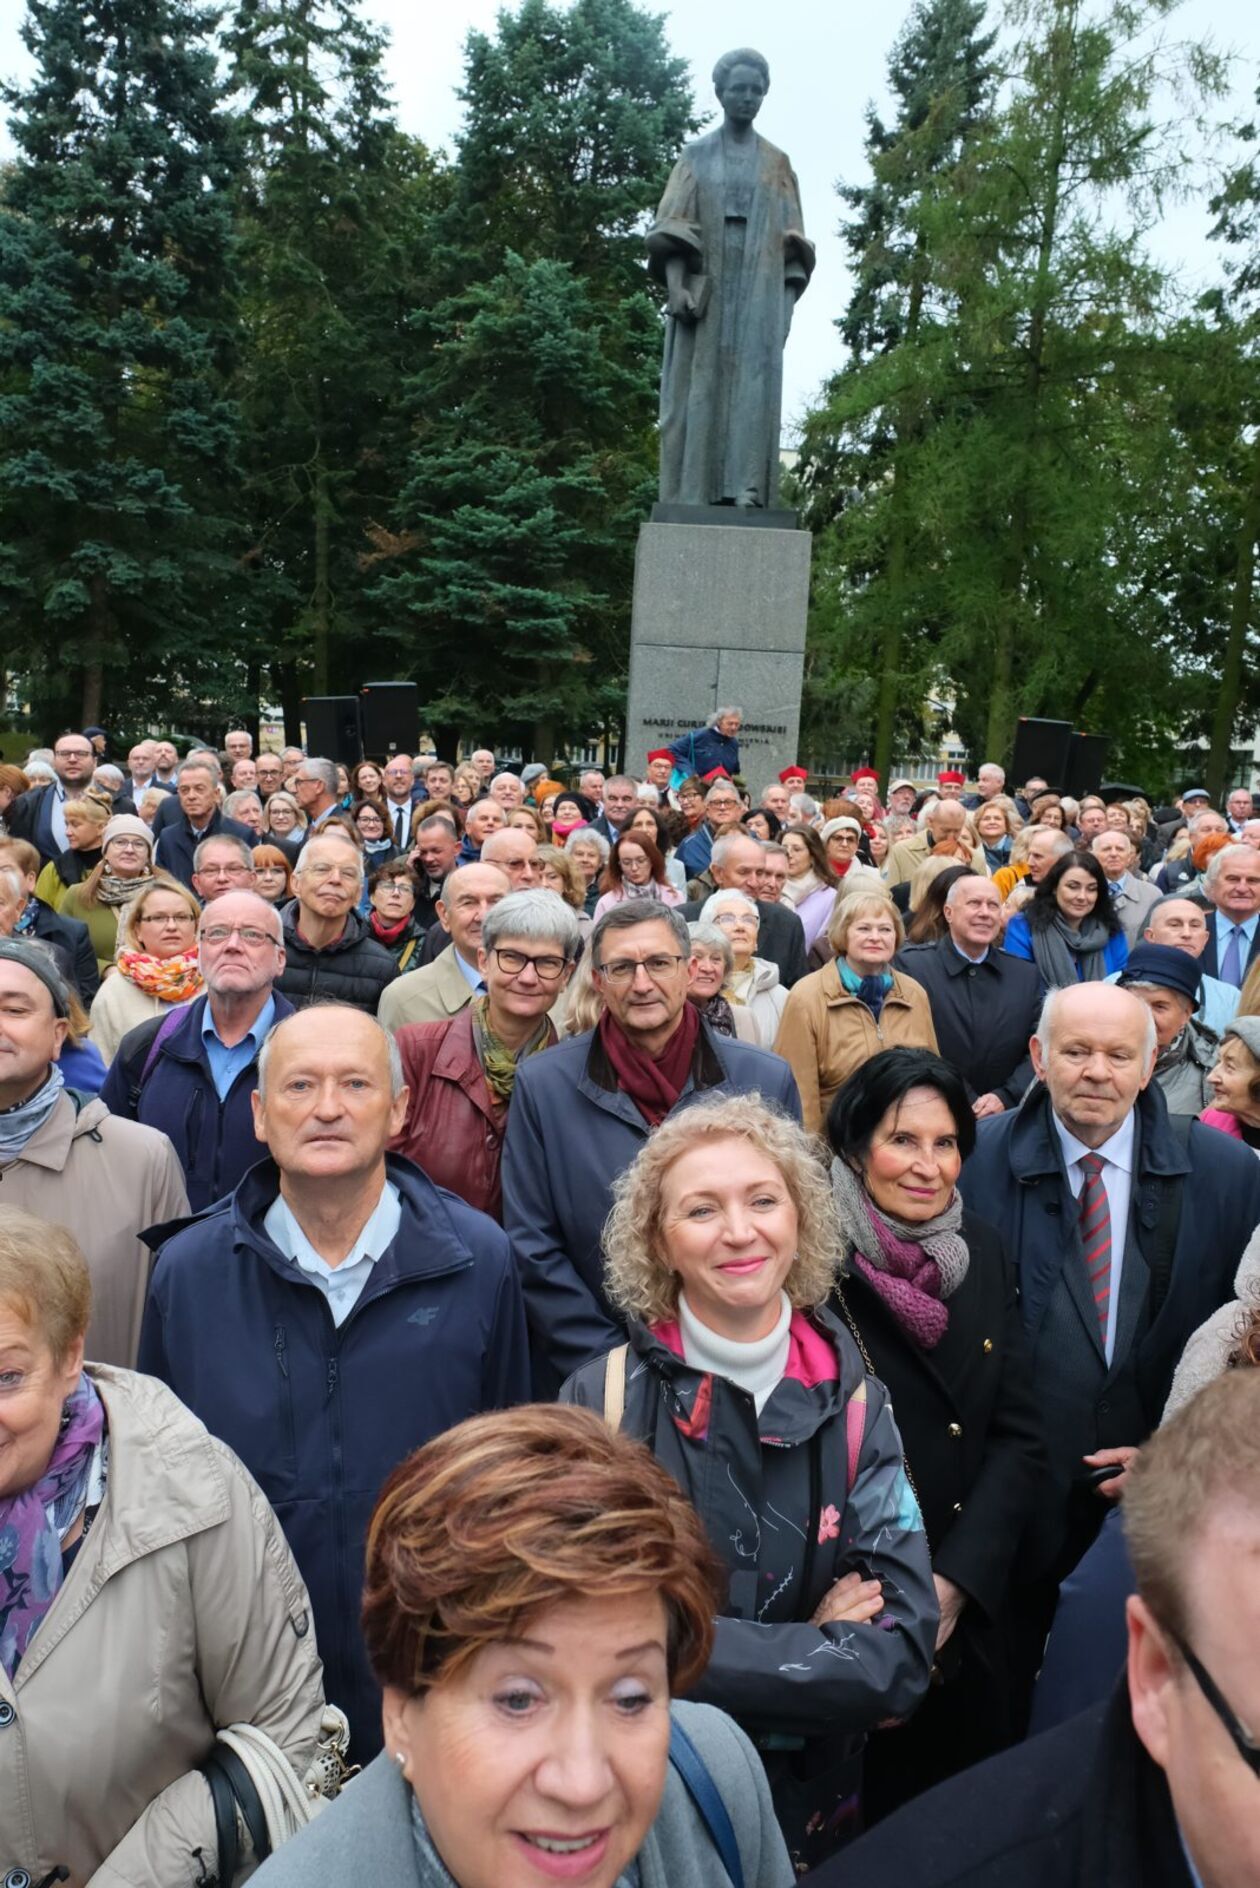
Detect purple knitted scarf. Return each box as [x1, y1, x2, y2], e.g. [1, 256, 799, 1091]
[832, 1158, 969, 1351]
[0, 1372, 104, 1676]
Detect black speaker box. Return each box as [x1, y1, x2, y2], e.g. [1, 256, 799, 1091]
[302, 696, 362, 766]
[1065, 732, 1111, 801]
[360, 681, 419, 758]
[1011, 718, 1074, 792]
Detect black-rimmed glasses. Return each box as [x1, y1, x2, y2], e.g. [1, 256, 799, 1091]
[492, 947, 569, 982]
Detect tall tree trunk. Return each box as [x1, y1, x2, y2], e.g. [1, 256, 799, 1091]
[312, 445, 331, 696]
[1207, 431, 1260, 798]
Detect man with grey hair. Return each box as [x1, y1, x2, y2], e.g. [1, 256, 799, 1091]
[676, 773, 745, 884]
[1199, 841, 1260, 986]
[191, 830, 256, 904]
[1131, 893, 1238, 1036]
[963, 761, 1006, 809]
[277, 833, 397, 1012]
[964, 982, 1260, 1614]
[391, 890, 580, 1220]
[140, 1001, 528, 1759]
[153, 751, 254, 888]
[489, 769, 526, 812]
[679, 831, 809, 988]
[378, 862, 511, 1029]
[292, 755, 342, 838]
[103, 889, 293, 1207]
[503, 896, 801, 1391]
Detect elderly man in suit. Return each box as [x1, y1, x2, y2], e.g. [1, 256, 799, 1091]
[1091, 829, 1160, 946]
[1199, 843, 1260, 987]
[377, 863, 510, 1029]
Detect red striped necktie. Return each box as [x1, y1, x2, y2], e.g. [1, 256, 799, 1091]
[1078, 1153, 1111, 1341]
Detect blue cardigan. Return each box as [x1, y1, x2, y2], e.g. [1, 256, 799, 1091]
[1002, 911, 1128, 979]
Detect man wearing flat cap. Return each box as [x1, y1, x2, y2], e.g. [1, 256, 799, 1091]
[0, 937, 187, 1366]
[1117, 943, 1219, 1115]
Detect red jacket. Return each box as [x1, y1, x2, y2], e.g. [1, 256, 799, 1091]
[391, 1007, 554, 1220]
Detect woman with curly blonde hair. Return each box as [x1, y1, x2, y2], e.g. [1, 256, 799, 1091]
[561, 1094, 937, 1874]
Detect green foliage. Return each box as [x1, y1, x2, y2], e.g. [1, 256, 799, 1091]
[0, 0, 240, 726]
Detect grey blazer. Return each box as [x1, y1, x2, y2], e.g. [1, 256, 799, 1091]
[251, 1700, 793, 1886]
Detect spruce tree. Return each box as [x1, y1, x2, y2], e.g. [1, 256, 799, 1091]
[0, 0, 238, 728]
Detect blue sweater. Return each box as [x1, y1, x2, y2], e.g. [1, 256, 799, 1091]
[1002, 911, 1128, 979]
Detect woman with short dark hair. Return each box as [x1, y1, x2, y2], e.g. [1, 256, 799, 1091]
[827, 1048, 1047, 1819]
[366, 860, 425, 970]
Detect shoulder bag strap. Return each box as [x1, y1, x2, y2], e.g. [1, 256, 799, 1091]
[198, 1743, 272, 1877]
[668, 1718, 745, 1888]
[601, 1344, 628, 1433]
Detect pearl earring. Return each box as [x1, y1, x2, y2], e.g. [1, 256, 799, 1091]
[394, 1751, 407, 1771]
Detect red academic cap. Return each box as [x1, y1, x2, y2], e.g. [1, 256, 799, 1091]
[779, 766, 809, 785]
[702, 766, 732, 784]
[938, 769, 966, 785]
[850, 767, 879, 785]
[646, 749, 673, 764]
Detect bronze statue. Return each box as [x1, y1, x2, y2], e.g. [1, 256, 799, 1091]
[647, 49, 814, 511]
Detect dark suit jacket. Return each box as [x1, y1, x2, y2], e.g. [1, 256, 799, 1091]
[8, 785, 136, 866]
[819, 1685, 1192, 1888]
[27, 898, 100, 1003]
[1199, 909, 1260, 983]
[896, 940, 1043, 1106]
[679, 894, 808, 990]
[153, 810, 256, 890]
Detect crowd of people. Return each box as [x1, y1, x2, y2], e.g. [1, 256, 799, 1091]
[3, 712, 1260, 1886]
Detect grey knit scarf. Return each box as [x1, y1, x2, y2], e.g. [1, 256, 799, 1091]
[831, 1154, 970, 1298]
[1029, 909, 1112, 987]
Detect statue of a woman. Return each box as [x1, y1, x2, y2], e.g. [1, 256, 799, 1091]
[647, 49, 814, 511]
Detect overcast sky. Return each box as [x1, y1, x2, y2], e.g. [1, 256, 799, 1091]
[2, 0, 1256, 433]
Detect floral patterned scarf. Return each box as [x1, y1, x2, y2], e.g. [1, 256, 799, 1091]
[115, 948, 202, 1003]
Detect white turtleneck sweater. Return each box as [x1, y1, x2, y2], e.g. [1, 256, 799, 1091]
[677, 1290, 792, 1413]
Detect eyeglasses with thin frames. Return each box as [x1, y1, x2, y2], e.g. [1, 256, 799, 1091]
[595, 953, 685, 987]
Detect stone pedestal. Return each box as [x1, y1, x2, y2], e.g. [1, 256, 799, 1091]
[625, 516, 811, 791]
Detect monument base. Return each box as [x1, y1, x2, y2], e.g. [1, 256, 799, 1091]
[650, 502, 799, 530]
[625, 518, 811, 791]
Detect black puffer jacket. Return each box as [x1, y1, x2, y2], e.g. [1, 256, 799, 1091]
[276, 904, 399, 1013]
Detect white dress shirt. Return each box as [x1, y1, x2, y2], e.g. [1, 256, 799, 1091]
[263, 1180, 402, 1328]
[1052, 1109, 1137, 1365]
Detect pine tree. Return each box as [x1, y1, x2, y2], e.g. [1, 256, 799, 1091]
[0, 0, 239, 728]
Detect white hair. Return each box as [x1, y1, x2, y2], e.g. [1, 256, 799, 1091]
[1204, 843, 1257, 885]
[1035, 986, 1156, 1063]
[699, 889, 759, 925]
[707, 705, 743, 728]
[257, 1003, 403, 1103]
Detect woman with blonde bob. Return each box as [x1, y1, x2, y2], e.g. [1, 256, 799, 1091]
[562, 1096, 937, 1874]
[87, 873, 203, 1062]
[774, 892, 938, 1135]
[253, 1403, 794, 1888]
[0, 1207, 327, 1885]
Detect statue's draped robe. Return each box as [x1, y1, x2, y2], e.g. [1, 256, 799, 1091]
[647, 127, 814, 508]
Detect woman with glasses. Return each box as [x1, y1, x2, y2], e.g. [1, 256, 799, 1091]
[261, 789, 307, 844]
[390, 891, 579, 1219]
[59, 815, 157, 974]
[698, 888, 786, 1046]
[87, 875, 203, 1063]
[366, 861, 424, 970]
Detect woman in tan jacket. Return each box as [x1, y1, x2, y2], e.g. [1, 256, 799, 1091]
[773, 892, 937, 1134]
[0, 1206, 327, 1888]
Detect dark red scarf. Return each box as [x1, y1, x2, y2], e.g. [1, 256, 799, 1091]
[598, 1002, 700, 1126]
[370, 911, 412, 946]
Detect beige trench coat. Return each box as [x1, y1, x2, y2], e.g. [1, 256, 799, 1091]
[0, 1365, 326, 1887]
[773, 961, 939, 1135]
[0, 1093, 188, 1366]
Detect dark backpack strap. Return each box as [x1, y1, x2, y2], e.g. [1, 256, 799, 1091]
[123, 1007, 186, 1115]
[1148, 1114, 1192, 1324]
[668, 1718, 744, 1888]
[198, 1742, 272, 1874]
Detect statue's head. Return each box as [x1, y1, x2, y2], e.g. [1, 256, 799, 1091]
[713, 48, 769, 122]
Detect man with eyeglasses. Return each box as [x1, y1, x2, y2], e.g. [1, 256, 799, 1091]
[829, 1370, 1260, 1888]
[390, 890, 579, 1220]
[381, 753, 421, 850]
[255, 752, 285, 802]
[378, 863, 511, 1030]
[503, 900, 801, 1393]
[276, 835, 398, 1014]
[292, 756, 343, 839]
[102, 891, 294, 1210]
[191, 833, 257, 905]
[7, 729, 137, 866]
[675, 775, 746, 885]
[153, 754, 254, 889]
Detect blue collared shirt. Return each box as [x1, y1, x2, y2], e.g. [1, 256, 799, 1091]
[1214, 909, 1258, 971]
[949, 940, 989, 965]
[453, 948, 485, 993]
[200, 994, 276, 1101]
[263, 1180, 402, 1328]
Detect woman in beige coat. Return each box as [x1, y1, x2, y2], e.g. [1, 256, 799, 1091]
[773, 892, 937, 1134]
[0, 1207, 327, 1888]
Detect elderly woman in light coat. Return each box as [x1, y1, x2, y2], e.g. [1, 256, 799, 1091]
[699, 887, 787, 1047]
[0, 1207, 327, 1887]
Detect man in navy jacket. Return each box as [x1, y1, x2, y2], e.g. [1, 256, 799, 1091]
[102, 890, 293, 1210]
[139, 1004, 529, 1758]
[503, 900, 801, 1393]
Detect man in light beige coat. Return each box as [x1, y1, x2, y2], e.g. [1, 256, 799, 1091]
[378, 862, 509, 1030]
[0, 940, 187, 1365]
[887, 798, 986, 889]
